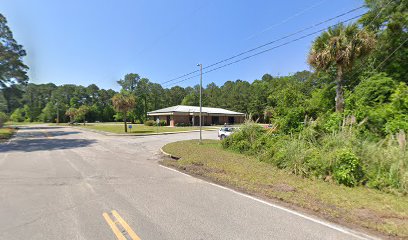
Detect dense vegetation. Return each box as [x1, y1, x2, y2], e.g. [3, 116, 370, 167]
[221, 0, 408, 194]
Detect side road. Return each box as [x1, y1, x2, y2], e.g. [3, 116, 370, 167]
[72, 124, 218, 136]
[0, 125, 374, 239]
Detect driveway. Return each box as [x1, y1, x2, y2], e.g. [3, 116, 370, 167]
[0, 125, 373, 239]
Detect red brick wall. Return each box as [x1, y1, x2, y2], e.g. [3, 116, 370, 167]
[173, 114, 190, 126]
[151, 114, 245, 127]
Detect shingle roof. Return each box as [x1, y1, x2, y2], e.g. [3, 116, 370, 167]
[147, 105, 244, 115]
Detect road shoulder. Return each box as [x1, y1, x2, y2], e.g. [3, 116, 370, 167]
[159, 139, 406, 239]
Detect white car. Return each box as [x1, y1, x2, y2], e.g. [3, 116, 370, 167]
[218, 127, 237, 140]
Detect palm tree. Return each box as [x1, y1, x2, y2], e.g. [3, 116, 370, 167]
[65, 107, 77, 123]
[308, 23, 376, 112]
[112, 93, 136, 132]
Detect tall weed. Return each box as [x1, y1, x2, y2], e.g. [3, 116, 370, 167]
[223, 121, 408, 194]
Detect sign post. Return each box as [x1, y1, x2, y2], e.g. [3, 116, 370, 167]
[128, 124, 132, 133]
[156, 118, 160, 134]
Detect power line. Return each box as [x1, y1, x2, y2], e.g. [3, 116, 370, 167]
[334, 0, 395, 82]
[160, 5, 365, 86]
[376, 37, 408, 70]
[246, 0, 328, 40]
[353, 36, 408, 86]
[164, 14, 364, 87]
[165, 0, 394, 88]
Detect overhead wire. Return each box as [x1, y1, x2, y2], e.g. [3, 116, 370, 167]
[164, 0, 394, 87]
[164, 14, 364, 87]
[160, 5, 365, 86]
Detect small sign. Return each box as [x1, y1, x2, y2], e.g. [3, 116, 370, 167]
[128, 125, 132, 129]
[156, 118, 160, 124]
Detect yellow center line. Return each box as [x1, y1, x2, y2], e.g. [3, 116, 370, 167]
[111, 210, 142, 240]
[103, 212, 127, 240]
[103, 210, 142, 240]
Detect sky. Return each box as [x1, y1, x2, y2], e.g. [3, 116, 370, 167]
[0, 0, 364, 91]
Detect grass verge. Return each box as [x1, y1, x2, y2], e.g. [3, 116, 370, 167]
[79, 124, 217, 134]
[161, 139, 408, 239]
[0, 127, 16, 142]
[4, 121, 43, 126]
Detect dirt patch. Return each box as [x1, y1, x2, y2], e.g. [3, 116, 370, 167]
[182, 164, 226, 175]
[191, 161, 204, 167]
[269, 183, 296, 192]
[354, 208, 386, 224]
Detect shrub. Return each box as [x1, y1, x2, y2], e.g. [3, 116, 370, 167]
[10, 108, 24, 122]
[270, 137, 310, 175]
[332, 149, 363, 187]
[175, 122, 192, 127]
[144, 120, 155, 126]
[304, 149, 329, 179]
[221, 120, 265, 154]
[361, 136, 408, 193]
[221, 117, 407, 193]
[273, 107, 305, 133]
[320, 112, 343, 133]
[154, 120, 167, 126]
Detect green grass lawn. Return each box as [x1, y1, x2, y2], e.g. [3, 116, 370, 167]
[0, 127, 16, 142]
[78, 123, 218, 134]
[161, 140, 408, 238]
[4, 121, 43, 126]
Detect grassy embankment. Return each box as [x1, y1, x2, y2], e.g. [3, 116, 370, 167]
[79, 123, 218, 134]
[161, 139, 408, 238]
[0, 127, 16, 142]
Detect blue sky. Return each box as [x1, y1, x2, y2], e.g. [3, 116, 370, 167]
[1, 0, 364, 90]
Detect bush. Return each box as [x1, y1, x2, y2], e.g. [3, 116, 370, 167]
[144, 120, 155, 126]
[273, 107, 306, 133]
[154, 120, 167, 126]
[320, 112, 343, 133]
[221, 120, 265, 153]
[360, 135, 408, 193]
[10, 108, 25, 122]
[175, 122, 192, 127]
[221, 118, 408, 193]
[303, 149, 329, 179]
[332, 149, 363, 187]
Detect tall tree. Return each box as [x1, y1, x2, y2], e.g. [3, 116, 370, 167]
[112, 93, 136, 132]
[117, 73, 140, 92]
[308, 23, 376, 112]
[359, 0, 408, 83]
[76, 105, 90, 125]
[149, 83, 165, 110]
[0, 14, 28, 88]
[166, 86, 187, 106]
[203, 82, 220, 107]
[65, 107, 77, 123]
[135, 78, 150, 121]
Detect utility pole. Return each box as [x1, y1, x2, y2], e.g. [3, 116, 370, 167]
[197, 63, 203, 144]
[56, 103, 59, 124]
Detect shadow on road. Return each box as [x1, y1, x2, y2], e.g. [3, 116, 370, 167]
[10, 130, 81, 138]
[0, 138, 96, 152]
[47, 131, 81, 137]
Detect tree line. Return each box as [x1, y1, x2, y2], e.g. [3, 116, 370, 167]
[0, 0, 407, 137]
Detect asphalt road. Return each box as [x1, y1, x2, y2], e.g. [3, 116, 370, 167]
[0, 125, 375, 240]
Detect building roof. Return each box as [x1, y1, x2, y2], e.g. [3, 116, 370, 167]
[147, 105, 245, 116]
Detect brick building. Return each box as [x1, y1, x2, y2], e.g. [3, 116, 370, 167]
[147, 105, 245, 127]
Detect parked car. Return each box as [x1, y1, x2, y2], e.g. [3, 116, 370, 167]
[218, 127, 237, 140]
